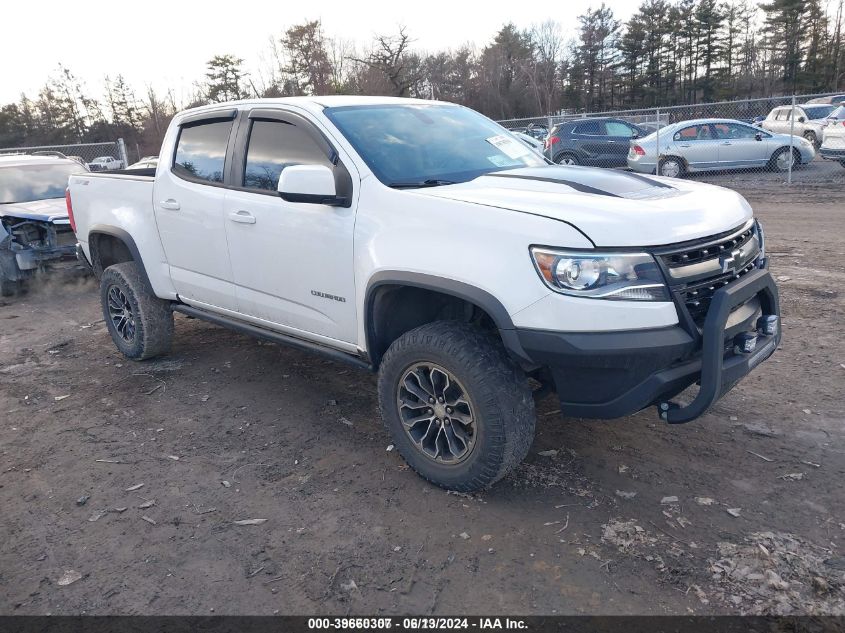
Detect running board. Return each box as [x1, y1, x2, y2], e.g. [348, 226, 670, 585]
[171, 303, 372, 371]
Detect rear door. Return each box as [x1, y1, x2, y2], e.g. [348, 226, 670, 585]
[672, 124, 720, 170]
[221, 107, 359, 345]
[153, 110, 238, 311]
[569, 120, 608, 165]
[763, 108, 790, 133]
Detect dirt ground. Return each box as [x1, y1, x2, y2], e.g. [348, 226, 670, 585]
[1, 179, 844, 616]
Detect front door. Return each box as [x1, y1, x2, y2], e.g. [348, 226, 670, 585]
[712, 122, 768, 168]
[222, 109, 358, 345]
[153, 113, 238, 311]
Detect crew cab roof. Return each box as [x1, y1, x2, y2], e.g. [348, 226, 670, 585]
[174, 96, 456, 122]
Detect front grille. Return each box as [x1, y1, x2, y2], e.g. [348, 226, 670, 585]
[657, 222, 761, 328]
[664, 225, 755, 268]
[676, 260, 757, 325]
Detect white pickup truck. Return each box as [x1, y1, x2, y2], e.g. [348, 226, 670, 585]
[68, 96, 781, 491]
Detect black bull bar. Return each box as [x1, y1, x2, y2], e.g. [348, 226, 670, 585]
[660, 267, 780, 424]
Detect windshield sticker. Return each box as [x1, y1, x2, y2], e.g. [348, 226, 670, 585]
[487, 154, 510, 167]
[486, 135, 531, 159]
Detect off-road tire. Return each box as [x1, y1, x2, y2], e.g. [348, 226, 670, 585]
[0, 272, 17, 297]
[378, 321, 536, 491]
[100, 261, 173, 360]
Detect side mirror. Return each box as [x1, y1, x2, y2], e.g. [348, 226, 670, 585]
[755, 132, 763, 141]
[797, 116, 806, 123]
[277, 164, 345, 206]
[632, 132, 640, 139]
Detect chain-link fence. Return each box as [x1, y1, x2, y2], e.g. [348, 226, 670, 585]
[498, 92, 845, 185]
[0, 139, 129, 171]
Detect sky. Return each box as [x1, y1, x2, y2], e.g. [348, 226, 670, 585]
[1, 0, 638, 105]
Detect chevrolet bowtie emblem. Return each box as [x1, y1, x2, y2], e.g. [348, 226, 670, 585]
[720, 248, 742, 273]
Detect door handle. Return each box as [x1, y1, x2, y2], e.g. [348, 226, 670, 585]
[160, 199, 180, 211]
[606, 140, 617, 143]
[679, 143, 692, 148]
[721, 142, 732, 145]
[228, 210, 256, 224]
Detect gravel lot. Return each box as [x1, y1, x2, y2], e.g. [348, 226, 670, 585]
[1, 178, 843, 616]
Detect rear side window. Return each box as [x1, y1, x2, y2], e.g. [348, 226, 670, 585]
[243, 119, 333, 191]
[774, 109, 790, 121]
[173, 120, 233, 183]
[573, 121, 603, 135]
[605, 121, 635, 137]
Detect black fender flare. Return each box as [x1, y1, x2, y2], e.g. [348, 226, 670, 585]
[87, 225, 154, 293]
[364, 271, 532, 366]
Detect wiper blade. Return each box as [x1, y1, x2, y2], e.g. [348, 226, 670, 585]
[387, 179, 458, 189]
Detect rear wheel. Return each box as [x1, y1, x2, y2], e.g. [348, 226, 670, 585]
[0, 272, 18, 297]
[554, 153, 579, 166]
[658, 156, 685, 178]
[839, 161, 845, 169]
[377, 321, 536, 491]
[769, 147, 801, 172]
[100, 261, 173, 360]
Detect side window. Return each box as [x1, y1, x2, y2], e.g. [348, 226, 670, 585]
[243, 119, 334, 191]
[674, 125, 704, 141]
[173, 120, 233, 183]
[573, 121, 603, 136]
[605, 121, 635, 137]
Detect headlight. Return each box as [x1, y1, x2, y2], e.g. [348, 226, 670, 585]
[530, 248, 669, 301]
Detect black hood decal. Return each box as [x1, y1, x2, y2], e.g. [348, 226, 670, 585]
[486, 166, 678, 200]
[487, 173, 621, 197]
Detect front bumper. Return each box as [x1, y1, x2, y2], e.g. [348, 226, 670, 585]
[819, 146, 845, 160]
[514, 268, 780, 423]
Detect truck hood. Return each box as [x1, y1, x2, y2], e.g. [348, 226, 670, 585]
[415, 166, 752, 247]
[0, 198, 69, 223]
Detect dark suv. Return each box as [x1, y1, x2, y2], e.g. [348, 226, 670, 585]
[544, 118, 646, 167]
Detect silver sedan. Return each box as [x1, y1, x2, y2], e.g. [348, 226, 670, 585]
[627, 118, 816, 178]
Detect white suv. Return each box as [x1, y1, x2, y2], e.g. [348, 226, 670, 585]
[761, 103, 838, 148]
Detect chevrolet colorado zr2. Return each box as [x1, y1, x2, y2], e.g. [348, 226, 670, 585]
[67, 97, 781, 491]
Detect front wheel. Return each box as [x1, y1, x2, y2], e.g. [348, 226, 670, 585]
[100, 261, 173, 360]
[0, 274, 18, 297]
[803, 131, 819, 148]
[377, 321, 536, 491]
[769, 147, 800, 172]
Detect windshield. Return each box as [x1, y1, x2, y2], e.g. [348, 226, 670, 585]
[0, 163, 85, 204]
[804, 106, 836, 119]
[324, 104, 546, 187]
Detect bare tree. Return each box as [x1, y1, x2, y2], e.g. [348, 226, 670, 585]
[351, 26, 423, 96]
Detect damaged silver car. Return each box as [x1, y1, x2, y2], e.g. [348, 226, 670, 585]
[0, 154, 88, 296]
